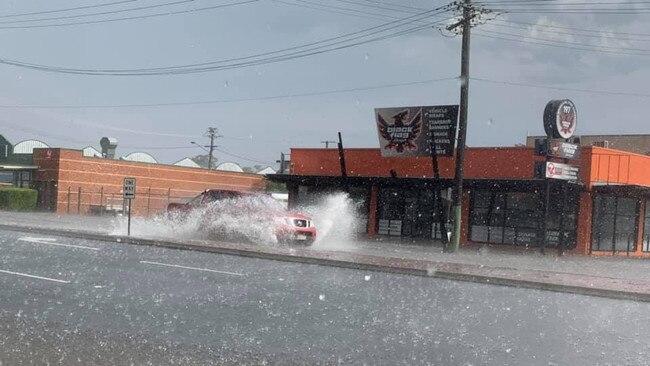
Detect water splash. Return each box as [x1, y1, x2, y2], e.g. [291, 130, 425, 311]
[111, 192, 361, 248]
[298, 192, 361, 248]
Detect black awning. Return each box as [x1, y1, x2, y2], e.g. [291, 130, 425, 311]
[268, 174, 554, 191]
[592, 184, 650, 197]
[267, 174, 455, 189]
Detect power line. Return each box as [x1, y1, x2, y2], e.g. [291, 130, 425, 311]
[0, 8, 453, 75]
[477, 28, 650, 53]
[214, 147, 274, 165]
[325, 0, 418, 14]
[492, 18, 650, 37]
[0, 0, 193, 25]
[0, 0, 136, 19]
[272, 0, 390, 21]
[114, 6, 450, 73]
[358, 0, 429, 12]
[492, 8, 650, 14]
[471, 77, 650, 98]
[473, 31, 650, 56]
[484, 21, 650, 43]
[0, 21, 441, 75]
[476, 0, 650, 5]
[0, 0, 259, 29]
[285, 0, 407, 20]
[0, 77, 458, 109]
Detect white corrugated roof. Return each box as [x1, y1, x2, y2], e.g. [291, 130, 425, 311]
[121, 152, 158, 164]
[216, 162, 244, 172]
[13, 140, 49, 154]
[82, 146, 102, 157]
[173, 157, 201, 168]
[256, 167, 276, 175]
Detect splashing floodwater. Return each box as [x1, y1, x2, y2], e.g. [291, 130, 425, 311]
[111, 192, 360, 249]
[298, 192, 360, 249]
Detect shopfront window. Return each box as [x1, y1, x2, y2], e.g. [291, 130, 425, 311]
[469, 187, 578, 248]
[378, 187, 446, 239]
[591, 195, 639, 252]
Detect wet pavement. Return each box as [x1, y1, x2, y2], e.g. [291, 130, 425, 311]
[1, 210, 650, 302]
[1, 228, 649, 365]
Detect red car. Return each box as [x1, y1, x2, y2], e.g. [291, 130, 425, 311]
[167, 189, 316, 245]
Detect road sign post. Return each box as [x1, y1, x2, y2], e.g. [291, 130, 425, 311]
[123, 178, 136, 236]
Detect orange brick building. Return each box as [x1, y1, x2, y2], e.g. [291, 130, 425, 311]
[32, 148, 265, 216]
[271, 146, 650, 257]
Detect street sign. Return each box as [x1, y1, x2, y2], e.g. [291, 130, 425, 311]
[545, 162, 579, 181]
[375, 105, 459, 157]
[123, 177, 136, 199]
[548, 140, 581, 160]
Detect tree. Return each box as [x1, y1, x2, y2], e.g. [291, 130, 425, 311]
[191, 154, 217, 169]
[242, 165, 265, 173]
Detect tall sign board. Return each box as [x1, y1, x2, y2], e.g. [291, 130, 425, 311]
[540, 99, 580, 255]
[375, 105, 459, 157]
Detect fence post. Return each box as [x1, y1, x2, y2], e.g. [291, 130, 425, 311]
[67, 187, 71, 214]
[100, 187, 104, 216]
[77, 187, 82, 214]
[147, 187, 151, 217]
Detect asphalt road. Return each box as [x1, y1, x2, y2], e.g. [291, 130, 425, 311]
[0, 228, 649, 365]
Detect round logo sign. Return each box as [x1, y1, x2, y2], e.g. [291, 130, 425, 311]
[543, 99, 577, 139]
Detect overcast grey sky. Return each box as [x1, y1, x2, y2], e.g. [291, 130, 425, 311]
[0, 0, 648, 168]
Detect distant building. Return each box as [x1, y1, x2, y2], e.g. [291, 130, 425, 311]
[526, 134, 650, 155]
[121, 152, 158, 164]
[0, 136, 43, 187]
[216, 162, 244, 173]
[82, 146, 103, 158]
[173, 157, 201, 168]
[256, 167, 276, 175]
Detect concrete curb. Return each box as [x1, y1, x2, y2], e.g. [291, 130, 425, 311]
[2, 223, 650, 303]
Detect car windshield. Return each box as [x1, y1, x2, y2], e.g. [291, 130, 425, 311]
[1, 1, 650, 365]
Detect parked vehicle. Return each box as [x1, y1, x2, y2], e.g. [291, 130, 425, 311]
[167, 189, 316, 245]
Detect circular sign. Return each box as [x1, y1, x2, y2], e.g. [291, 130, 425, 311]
[543, 99, 577, 139]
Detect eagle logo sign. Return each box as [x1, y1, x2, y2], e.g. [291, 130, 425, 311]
[377, 108, 423, 153]
[556, 101, 577, 139]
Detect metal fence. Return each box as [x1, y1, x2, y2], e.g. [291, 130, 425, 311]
[61, 186, 195, 216]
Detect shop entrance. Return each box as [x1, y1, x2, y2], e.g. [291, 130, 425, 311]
[378, 187, 446, 239]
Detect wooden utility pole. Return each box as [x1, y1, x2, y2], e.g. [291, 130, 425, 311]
[449, 0, 472, 252]
[205, 127, 220, 170]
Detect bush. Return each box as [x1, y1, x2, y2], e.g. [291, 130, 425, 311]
[0, 188, 38, 211]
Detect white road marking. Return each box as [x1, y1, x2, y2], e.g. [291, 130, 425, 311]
[21, 237, 57, 242]
[139, 261, 245, 276]
[18, 237, 100, 251]
[0, 269, 70, 284]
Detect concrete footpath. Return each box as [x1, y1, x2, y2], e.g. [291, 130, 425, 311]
[1, 211, 650, 302]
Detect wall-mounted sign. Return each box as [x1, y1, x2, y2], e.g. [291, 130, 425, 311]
[535, 139, 581, 159]
[549, 140, 580, 159]
[545, 162, 579, 181]
[543, 99, 577, 139]
[375, 105, 459, 157]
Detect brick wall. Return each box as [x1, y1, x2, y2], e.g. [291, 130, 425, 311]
[33, 148, 265, 215]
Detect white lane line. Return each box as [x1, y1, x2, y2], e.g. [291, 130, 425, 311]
[21, 237, 57, 242]
[0, 269, 70, 284]
[18, 237, 100, 251]
[139, 261, 245, 276]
